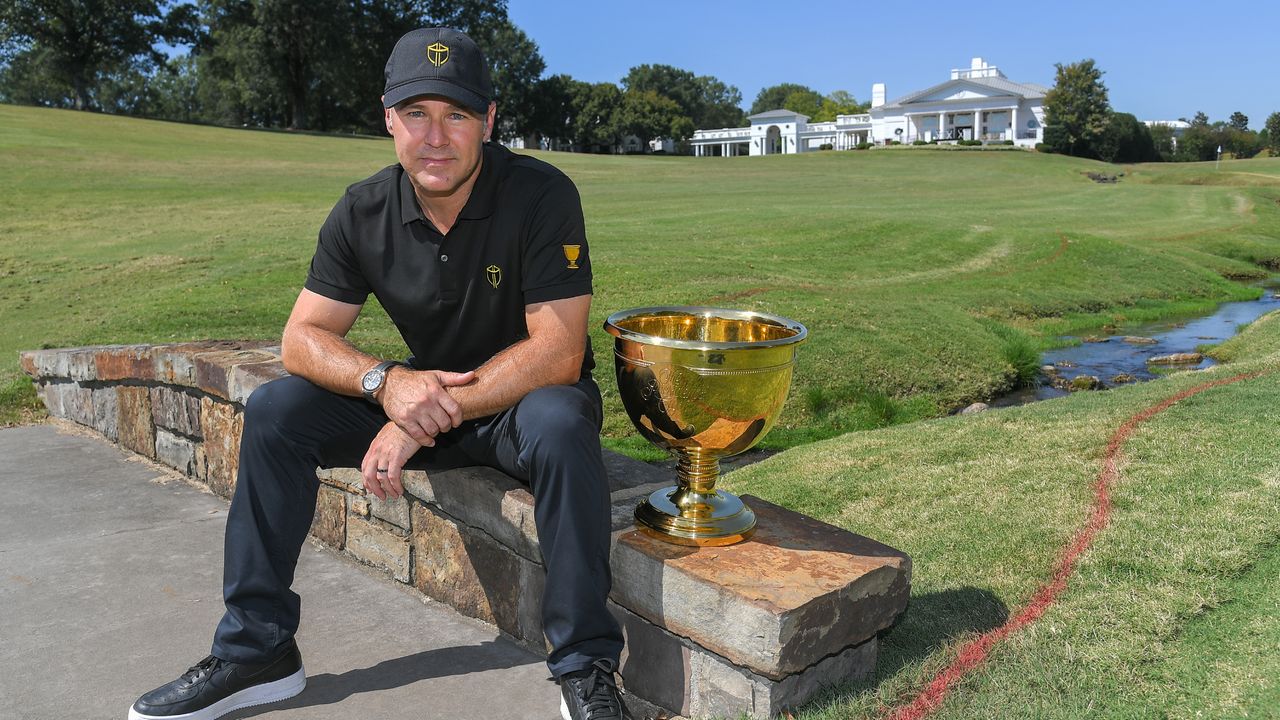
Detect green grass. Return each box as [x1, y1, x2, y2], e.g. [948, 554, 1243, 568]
[4, 106, 1280, 719]
[4, 104, 1280, 452]
[723, 311, 1280, 719]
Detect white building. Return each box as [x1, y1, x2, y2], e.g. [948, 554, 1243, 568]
[690, 58, 1049, 156]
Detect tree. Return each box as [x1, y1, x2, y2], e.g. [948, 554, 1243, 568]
[616, 89, 682, 150]
[569, 81, 621, 152]
[1095, 112, 1159, 163]
[1042, 59, 1111, 158]
[1189, 111, 1209, 127]
[812, 90, 867, 122]
[750, 83, 821, 115]
[621, 63, 744, 132]
[1266, 112, 1280, 156]
[1228, 111, 1249, 131]
[0, 0, 197, 110]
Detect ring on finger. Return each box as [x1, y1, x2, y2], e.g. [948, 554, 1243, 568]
[377, 467, 389, 474]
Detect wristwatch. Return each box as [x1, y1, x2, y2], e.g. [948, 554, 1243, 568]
[360, 360, 400, 404]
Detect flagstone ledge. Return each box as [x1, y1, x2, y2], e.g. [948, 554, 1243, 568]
[20, 342, 911, 719]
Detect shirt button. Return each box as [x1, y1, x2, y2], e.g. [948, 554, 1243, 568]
[440, 254, 449, 262]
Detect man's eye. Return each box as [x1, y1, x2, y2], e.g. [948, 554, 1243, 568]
[450, 113, 466, 120]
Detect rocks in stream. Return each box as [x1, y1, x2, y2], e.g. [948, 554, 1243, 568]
[1121, 336, 1158, 345]
[1068, 375, 1103, 391]
[1148, 352, 1204, 365]
[1110, 373, 1138, 384]
[960, 402, 989, 415]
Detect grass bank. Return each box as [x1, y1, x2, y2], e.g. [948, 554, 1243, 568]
[723, 309, 1280, 719]
[3, 104, 1280, 452]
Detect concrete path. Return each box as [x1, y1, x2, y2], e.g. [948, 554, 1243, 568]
[0, 423, 561, 720]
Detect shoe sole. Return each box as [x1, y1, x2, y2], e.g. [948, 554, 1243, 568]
[560, 694, 571, 720]
[127, 666, 306, 720]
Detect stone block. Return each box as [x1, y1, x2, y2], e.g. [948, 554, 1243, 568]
[601, 448, 670, 493]
[150, 387, 202, 437]
[318, 467, 366, 495]
[411, 502, 525, 638]
[152, 346, 197, 386]
[116, 386, 155, 459]
[310, 485, 347, 550]
[155, 429, 198, 476]
[92, 386, 119, 443]
[613, 603, 877, 720]
[64, 348, 100, 382]
[407, 466, 541, 564]
[67, 384, 95, 426]
[37, 382, 64, 417]
[369, 492, 411, 530]
[516, 555, 547, 648]
[95, 345, 155, 382]
[18, 350, 37, 378]
[347, 514, 410, 583]
[193, 347, 280, 400]
[352, 496, 371, 517]
[27, 348, 69, 379]
[228, 360, 289, 406]
[200, 397, 242, 498]
[610, 495, 910, 680]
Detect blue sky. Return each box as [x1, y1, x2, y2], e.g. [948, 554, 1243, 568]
[508, 0, 1279, 129]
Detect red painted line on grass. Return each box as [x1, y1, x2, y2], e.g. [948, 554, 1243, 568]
[879, 369, 1266, 720]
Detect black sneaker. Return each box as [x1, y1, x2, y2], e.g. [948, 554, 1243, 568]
[559, 659, 630, 720]
[128, 641, 306, 720]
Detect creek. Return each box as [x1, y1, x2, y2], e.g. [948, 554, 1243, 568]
[994, 277, 1280, 407]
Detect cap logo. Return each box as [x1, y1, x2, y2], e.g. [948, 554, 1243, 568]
[426, 42, 450, 67]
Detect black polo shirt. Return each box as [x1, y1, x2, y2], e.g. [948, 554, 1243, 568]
[304, 142, 594, 376]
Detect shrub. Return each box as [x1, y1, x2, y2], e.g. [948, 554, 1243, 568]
[1001, 140, 1014, 145]
[855, 142, 872, 150]
[1035, 142, 1050, 152]
[912, 140, 928, 146]
[889, 140, 901, 145]
[818, 143, 833, 150]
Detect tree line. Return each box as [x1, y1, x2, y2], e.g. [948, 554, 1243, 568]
[1042, 59, 1280, 162]
[0, 0, 869, 154]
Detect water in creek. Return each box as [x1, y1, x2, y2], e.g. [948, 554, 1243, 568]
[995, 278, 1280, 406]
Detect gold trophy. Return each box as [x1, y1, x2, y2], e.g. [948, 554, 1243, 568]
[604, 307, 807, 546]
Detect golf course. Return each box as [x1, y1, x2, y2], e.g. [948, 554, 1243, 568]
[2, 103, 1278, 718]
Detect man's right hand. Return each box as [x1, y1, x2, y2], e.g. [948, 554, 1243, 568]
[378, 366, 476, 445]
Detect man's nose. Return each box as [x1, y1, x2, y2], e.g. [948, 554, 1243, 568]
[423, 118, 448, 147]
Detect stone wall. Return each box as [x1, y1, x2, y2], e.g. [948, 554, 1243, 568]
[21, 341, 911, 719]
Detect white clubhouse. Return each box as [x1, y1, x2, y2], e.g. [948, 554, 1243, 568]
[690, 58, 1049, 156]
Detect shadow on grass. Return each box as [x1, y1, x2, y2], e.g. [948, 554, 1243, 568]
[810, 586, 1009, 708]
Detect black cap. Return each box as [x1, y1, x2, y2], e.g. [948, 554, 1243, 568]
[383, 28, 492, 113]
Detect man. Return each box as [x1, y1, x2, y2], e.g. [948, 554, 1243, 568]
[129, 27, 628, 720]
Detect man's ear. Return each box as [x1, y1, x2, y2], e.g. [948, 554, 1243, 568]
[384, 106, 394, 135]
[484, 101, 497, 141]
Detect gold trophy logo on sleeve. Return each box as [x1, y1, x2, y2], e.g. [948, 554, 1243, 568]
[605, 307, 807, 546]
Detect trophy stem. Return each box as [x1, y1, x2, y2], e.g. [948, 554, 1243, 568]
[677, 452, 719, 494]
[635, 451, 756, 546]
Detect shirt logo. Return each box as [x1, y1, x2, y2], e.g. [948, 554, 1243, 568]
[563, 245, 581, 269]
[485, 264, 502, 288]
[426, 42, 450, 67]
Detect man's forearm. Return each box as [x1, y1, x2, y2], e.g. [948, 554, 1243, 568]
[450, 335, 583, 420]
[281, 322, 382, 397]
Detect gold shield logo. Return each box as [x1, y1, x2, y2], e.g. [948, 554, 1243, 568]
[426, 42, 450, 67]
[562, 245, 581, 269]
[485, 264, 502, 288]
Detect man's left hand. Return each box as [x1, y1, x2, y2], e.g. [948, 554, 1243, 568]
[360, 421, 422, 500]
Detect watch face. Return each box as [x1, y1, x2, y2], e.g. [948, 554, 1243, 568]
[362, 368, 384, 393]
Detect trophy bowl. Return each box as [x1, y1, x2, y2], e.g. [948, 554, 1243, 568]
[604, 306, 807, 546]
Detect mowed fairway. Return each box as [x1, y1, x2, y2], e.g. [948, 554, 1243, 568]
[3, 107, 1280, 717]
[4, 104, 1280, 447]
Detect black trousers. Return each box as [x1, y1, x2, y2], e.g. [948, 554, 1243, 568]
[210, 374, 623, 677]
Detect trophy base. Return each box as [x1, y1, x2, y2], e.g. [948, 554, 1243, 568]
[634, 486, 756, 547]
